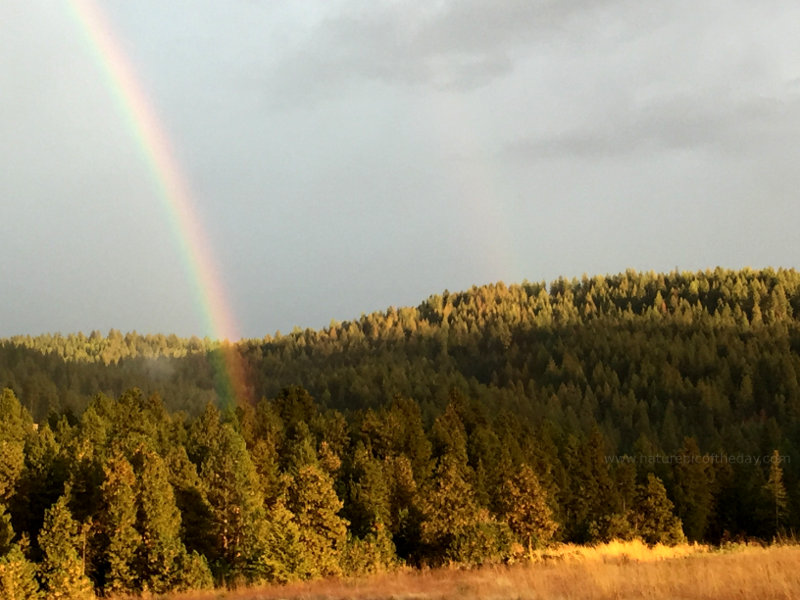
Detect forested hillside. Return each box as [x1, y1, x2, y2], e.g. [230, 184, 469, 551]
[1, 268, 799, 596]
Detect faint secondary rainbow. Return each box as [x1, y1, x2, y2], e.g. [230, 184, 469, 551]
[66, 0, 250, 403]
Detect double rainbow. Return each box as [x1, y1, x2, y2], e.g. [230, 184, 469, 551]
[67, 0, 250, 405]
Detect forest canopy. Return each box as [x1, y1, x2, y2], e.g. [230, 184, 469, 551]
[1, 267, 799, 595]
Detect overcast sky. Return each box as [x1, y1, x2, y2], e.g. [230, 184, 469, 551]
[2, 0, 800, 339]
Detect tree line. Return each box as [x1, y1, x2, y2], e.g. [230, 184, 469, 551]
[0, 267, 798, 595]
[2, 385, 704, 597]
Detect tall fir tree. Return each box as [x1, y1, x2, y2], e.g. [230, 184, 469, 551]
[0, 545, 41, 600]
[633, 473, 685, 545]
[763, 449, 788, 536]
[672, 437, 714, 541]
[497, 464, 557, 552]
[97, 451, 139, 595]
[133, 448, 201, 594]
[38, 494, 94, 600]
[287, 464, 348, 577]
[198, 423, 269, 583]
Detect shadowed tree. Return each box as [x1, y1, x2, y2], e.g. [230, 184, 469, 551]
[672, 437, 714, 541]
[132, 448, 211, 594]
[0, 389, 33, 507]
[763, 449, 788, 536]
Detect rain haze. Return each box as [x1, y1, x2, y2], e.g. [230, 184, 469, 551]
[2, 0, 800, 340]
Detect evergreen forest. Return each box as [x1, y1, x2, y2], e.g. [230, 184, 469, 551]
[1, 267, 799, 596]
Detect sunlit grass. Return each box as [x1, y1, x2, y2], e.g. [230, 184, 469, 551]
[155, 541, 800, 600]
[529, 537, 709, 563]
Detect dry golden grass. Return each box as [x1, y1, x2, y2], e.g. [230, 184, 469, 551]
[162, 541, 800, 600]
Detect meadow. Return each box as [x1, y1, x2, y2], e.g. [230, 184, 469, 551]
[164, 541, 800, 600]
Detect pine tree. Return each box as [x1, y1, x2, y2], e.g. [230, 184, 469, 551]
[672, 437, 714, 541]
[133, 449, 190, 594]
[497, 464, 557, 552]
[38, 494, 95, 600]
[0, 441, 24, 507]
[562, 430, 617, 542]
[0, 500, 40, 598]
[287, 464, 348, 577]
[164, 446, 217, 564]
[199, 423, 269, 582]
[0, 389, 32, 507]
[98, 452, 140, 595]
[633, 473, 684, 545]
[251, 501, 314, 583]
[763, 449, 788, 536]
[0, 505, 13, 556]
[0, 545, 42, 600]
[418, 453, 486, 564]
[345, 443, 391, 537]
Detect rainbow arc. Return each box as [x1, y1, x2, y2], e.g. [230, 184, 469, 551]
[67, 0, 250, 405]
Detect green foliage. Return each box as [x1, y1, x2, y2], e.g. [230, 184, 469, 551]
[249, 502, 313, 584]
[763, 449, 789, 535]
[198, 423, 268, 583]
[633, 474, 685, 546]
[340, 524, 399, 576]
[562, 430, 618, 542]
[287, 464, 348, 577]
[418, 454, 483, 564]
[0, 545, 41, 600]
[0, 388, 34, 443]
[174, 550, 214, 592]
[38, 494, 94, 600]
[0, 441, 24, 506]
[132, 448, 188, 594]
[445, 519, 514, 566]
[497, 464, 558, 551]
[0, 506, 13, 556]
[98, 452, 139, 595]
[672, 438, 714, 541]
[2, 268, 800, 587]
[0, 389, 33, 506]
[344, 443, 392, 537]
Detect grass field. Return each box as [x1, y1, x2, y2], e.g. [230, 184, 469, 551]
[165, 541, 800, 600]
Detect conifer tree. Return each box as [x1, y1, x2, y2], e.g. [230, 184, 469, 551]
[0, 441, 24, 507]
[186, 402, 221, 467]
[199, 423, 269, 582]
[562, 430, 617, 542]
[672, 438, 714, 541]
[633, 473, 684, 545]
[0, 505, 13, 556]
[763, 449, 788, 536]
[164, 446, 217, 562]
[345, 443, 391, 537]
[0, 545, 41, 600]
[497, 464, 557, 552]
[0, 502, 40, 598]
[283, 421, 319, 474]
[287, 464, 348, 577]
[0, 389, 34, 442]
[251, 501, 314, 583]
[133, 449, 191, 594]
[98, 452, 139, 595]
[38, 494, 94, 600]
[0, 389, 32, 506]
[10, 423, 65, 552]
[418, 453, 483, 562]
